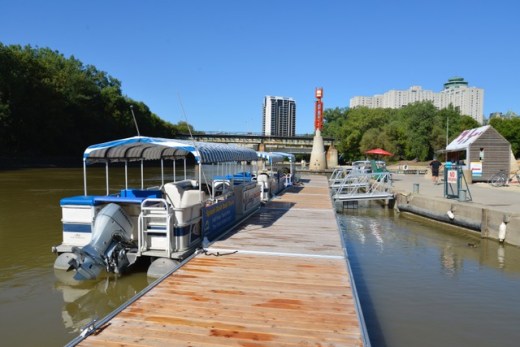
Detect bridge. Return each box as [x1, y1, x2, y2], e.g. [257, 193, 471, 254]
[178, 133, 335, 154]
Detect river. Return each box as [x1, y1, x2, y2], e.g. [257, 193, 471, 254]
[339, 204, 520, 347]
[1, 169, 519, 346]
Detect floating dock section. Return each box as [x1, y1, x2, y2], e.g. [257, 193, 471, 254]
[74, 174, 369, 346]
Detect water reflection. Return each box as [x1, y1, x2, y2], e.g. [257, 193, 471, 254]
[440, 242, 462, 277]
[54, 270, 147, 332]
[498, 245, 505, 269]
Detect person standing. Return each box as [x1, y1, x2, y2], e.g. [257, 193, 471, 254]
[429, 157, 442, 184]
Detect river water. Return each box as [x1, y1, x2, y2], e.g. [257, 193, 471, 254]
[1, 169, 520, 346]
[339, 205, 520, 347]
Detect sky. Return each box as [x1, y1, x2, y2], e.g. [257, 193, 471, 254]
[1, 0, 519, 134]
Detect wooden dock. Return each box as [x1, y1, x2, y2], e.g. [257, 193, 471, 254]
[75, 174, 368, 347]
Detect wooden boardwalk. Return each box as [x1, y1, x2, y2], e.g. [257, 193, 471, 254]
[76, 175, 368, 347]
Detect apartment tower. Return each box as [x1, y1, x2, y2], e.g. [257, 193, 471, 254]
[262, 96, 296, 137]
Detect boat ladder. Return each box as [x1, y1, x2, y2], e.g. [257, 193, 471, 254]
[138, 198, 173, 257]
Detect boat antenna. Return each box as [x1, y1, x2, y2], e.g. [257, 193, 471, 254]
[177, 93, 194, 141]
[129, 105, 141, 136]
[177, 93, 210, 194]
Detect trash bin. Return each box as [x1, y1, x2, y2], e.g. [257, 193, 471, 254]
[413, 183, 420, 194]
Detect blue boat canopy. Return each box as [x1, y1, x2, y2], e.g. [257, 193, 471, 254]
[83, 136, 258, 164]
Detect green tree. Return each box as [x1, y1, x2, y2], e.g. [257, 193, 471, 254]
[323, 101, 483, 162]
[0, 43, 196, 160]
[489, 117, 520, 157]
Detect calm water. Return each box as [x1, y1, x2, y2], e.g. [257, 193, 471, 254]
[339, 205, 520, 347]
[1, 169, 520, 346]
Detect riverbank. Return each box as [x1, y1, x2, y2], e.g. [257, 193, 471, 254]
[0, 156, 80, 169]
[391, 173, 520, 246]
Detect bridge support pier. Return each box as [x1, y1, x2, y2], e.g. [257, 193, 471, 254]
[326, 144, 338, 168]
[309, 130, 327, 171]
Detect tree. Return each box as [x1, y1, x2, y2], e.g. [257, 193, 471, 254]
[322, 101, 484, 162]
[0, 43, 196, 159]
[489, 117, 520, 157]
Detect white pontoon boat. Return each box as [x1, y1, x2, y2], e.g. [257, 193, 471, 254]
[52, 136, 261, 280]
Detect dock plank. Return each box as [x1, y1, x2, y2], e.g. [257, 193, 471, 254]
[77, 174, 366, 346]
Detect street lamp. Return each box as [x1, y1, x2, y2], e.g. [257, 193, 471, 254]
[446, 116, 449, 148]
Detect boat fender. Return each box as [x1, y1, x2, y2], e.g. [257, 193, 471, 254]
[498, 222, 507, 242]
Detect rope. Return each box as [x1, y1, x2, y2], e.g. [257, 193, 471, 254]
[199, 248, 238, 257]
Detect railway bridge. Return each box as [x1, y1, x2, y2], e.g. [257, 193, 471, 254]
[178, 133, 338, 166]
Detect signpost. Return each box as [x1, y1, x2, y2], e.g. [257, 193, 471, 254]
[444, 166, 472, 201]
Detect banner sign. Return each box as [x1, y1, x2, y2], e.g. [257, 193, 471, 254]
[202, 198, 236, 239]
[471, 162, 482, 177]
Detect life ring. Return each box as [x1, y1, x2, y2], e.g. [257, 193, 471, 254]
[403, 165, 409, 170]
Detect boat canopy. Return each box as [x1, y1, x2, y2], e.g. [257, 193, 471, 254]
[272, 152, 295, 163]
[83, 136, 258, 164]
[257, 151, 295, 164]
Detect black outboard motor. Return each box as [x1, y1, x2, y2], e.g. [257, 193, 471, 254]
[69, 203, 134, 281]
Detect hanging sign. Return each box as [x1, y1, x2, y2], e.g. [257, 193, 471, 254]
[447, 169, 458, 184]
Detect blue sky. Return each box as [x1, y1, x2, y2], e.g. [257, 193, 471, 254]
[1, 0, 519, 134]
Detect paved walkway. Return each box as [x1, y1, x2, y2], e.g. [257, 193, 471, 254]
[391, 173, 520, 214]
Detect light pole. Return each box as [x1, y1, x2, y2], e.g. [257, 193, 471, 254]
[446, 116, 449, 148]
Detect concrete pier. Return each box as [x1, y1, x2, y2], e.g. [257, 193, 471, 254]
[391, 173, 520, 246]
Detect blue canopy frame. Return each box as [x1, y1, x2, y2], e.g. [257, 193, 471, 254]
[82, 136, 258, 195]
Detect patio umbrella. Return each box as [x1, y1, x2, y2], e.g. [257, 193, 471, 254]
[365, 148, 393, 156]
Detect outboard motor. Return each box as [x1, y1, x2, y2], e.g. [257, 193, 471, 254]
[69, 203, 134, 281]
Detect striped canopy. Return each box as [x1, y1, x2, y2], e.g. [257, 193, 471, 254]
[257, 151, 295, 164]
[83, 136, 258, 164]
[271, 151, 295, 163]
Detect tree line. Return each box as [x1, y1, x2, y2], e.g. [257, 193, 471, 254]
[322, 102, 483, 162]
[0, 43, 194, 159]
[3, 43, 519, 164]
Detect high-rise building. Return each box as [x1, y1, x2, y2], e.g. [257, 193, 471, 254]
[262, 96, 296, 136]
[349, 77, 484, 124]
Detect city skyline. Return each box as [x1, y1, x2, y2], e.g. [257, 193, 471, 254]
[350, 77, 484, 124]
[1, 1, 520, 134]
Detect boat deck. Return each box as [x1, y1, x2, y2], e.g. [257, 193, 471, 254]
[76, 175, 367, 346]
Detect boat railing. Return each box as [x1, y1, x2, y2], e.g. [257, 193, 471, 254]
[330, 172, 371, 192]
[332, 171, 393, 200]
[329, 167, 350, 185]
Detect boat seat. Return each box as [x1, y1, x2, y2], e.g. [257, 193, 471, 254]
[181, 190, 204, 208]
[163, 183, 185, 208]
[163, 182, 204, 226]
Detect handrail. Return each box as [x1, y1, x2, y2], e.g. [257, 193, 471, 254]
[332, 171, 393, 200]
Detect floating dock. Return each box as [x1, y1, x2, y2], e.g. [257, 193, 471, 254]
[73, 174, 368, 346]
